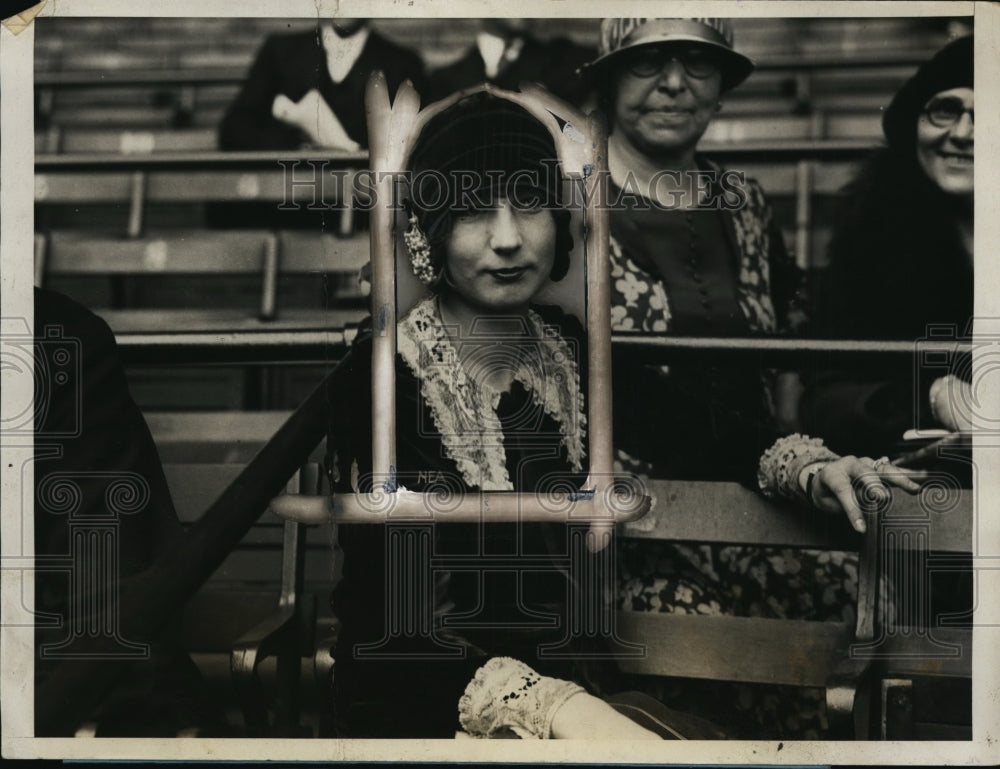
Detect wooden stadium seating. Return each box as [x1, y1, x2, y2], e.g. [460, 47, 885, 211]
[257, 470, 971, 739]
[614, 479, 972, 739]
[148, 406, 335, 736]
[36, 230, 370, 336]
[52, 127, 219, 154]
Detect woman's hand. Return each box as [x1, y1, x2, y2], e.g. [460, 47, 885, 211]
[549, 691, 662, 740]
[805, 456, 926, 533]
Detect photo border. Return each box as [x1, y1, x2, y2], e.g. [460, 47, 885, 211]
[2, 1, 997, 764]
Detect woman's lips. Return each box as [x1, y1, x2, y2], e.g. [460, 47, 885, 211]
[489, 266, 531, 282]
[938, 152, 973, 166]
[642, 108, 694, 125]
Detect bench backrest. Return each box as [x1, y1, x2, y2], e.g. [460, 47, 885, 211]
[36, 230, 370, 329]
[614, 479, 972, 688]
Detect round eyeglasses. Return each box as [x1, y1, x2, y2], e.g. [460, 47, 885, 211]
[623, 46, 721, 79]
[923, 96, 975, 128]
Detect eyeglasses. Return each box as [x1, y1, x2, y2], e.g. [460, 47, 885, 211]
[923, 96, 975, 128]
[623, 46, 720, 79]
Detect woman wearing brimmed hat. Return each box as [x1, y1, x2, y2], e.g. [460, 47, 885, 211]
[582, 18, 919, 738]
[578, 18, 808, 483]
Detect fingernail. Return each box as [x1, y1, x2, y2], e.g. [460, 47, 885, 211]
[855, 519, 867, 533]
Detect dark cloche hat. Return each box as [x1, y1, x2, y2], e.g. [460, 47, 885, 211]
[883, 35, 973, 150]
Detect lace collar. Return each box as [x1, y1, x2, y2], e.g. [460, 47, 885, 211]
[396, 298, 587, 491]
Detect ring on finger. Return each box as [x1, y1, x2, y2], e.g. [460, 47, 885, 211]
[873, 456, 891, 472]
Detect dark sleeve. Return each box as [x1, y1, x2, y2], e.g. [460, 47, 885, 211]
[798, 205, 919, 456]
[767, 215, 810, 336]
[33, 290, 230, 736]
[386, 46, 429, 107]
[544, 39, 597, 106]
[218, 36, 310, 151]
[326, 331, 490, 737]
[34, 288, 183, 577]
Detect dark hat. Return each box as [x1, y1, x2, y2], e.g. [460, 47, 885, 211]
[408, 92, 561, 242]
[404, 92, 571, 286]
[883, 35, 973, 150]
[580, 18, 755, 92]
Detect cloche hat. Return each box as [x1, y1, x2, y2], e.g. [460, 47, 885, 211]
[882, 35, 973, 151]
[580, 18, 755, 92]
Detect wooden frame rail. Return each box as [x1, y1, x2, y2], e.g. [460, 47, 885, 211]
[111, 333, 975, 367]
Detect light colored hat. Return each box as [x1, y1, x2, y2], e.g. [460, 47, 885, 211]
[582, 18, 755, 91]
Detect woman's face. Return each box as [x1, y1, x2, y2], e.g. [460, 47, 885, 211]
[611, 43, 723, 159]
[916, 87, 974, 196]
[443, 196, 556, 313]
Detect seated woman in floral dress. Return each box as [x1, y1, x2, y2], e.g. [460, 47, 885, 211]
[579, 17, 925, 738]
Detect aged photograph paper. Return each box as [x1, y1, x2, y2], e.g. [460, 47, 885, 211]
[2, 0, 998, 763]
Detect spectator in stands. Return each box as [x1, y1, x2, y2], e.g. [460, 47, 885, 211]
[427, 19, 595, 106]
[802, 35, 974, 458]
[801, 35, 975, 641]
[33, 287, 229, 737]
[580, 17, 922, 738]
[325, 90, 734, 740]
[219, 18, 427, 151]
[581, 17, 805, 482]
[215, 19, 426, 233]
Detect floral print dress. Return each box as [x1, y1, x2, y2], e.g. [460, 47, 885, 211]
[609, 165, 854, 738]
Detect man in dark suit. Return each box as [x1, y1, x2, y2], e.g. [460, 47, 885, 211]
[219, 18, 428, 150]
[428, 19, 595, 106]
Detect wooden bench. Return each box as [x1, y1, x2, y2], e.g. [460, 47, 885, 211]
[41, 127, 219, 154]
[257, 472, 971, 739]
[34, 146, 866, 269]
[35, 151, 367, 239]
[615, 479, 973, 739]
[149, 410, 336, 736]
[35, 229, 370, 336]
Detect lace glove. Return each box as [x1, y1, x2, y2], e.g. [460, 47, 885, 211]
[758, 433, 839, 503]
[458, 657, 585, 739]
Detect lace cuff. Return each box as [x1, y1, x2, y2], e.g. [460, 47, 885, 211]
[458, 657, 585, 739]
[758, 433, 839, 502]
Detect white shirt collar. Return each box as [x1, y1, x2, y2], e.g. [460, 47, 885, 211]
[476, 31, 507, 79]
[322, 24, 371, 84]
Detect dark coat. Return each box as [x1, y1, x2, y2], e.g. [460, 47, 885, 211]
[326, 304, 602, 737]
[33, 288, 226, 736]
[427, 35, 595, 106]
[801, 149, 973, 459]
[219, 29, 428, 150]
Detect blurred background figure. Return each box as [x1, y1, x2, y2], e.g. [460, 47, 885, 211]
[33, 287, 229, 737]
[803, 35, 974, 459]
[219, 18, 428, 151]
[427, 19, 595, 105]
[215, 18, 426, 230]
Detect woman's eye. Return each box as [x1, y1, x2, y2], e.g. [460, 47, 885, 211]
[456, 207, 489, 221]
[510, 195, 543, 213]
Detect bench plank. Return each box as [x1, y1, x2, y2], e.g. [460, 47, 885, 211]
[628, 480, 972, 554]
[615, 612, 852, 687]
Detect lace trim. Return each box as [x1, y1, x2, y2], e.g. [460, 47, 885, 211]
[757, 433, 839, 501]
[458, 657, 585, 739]
[516, 308, 587, 475]
[396, 298, 586, 491]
